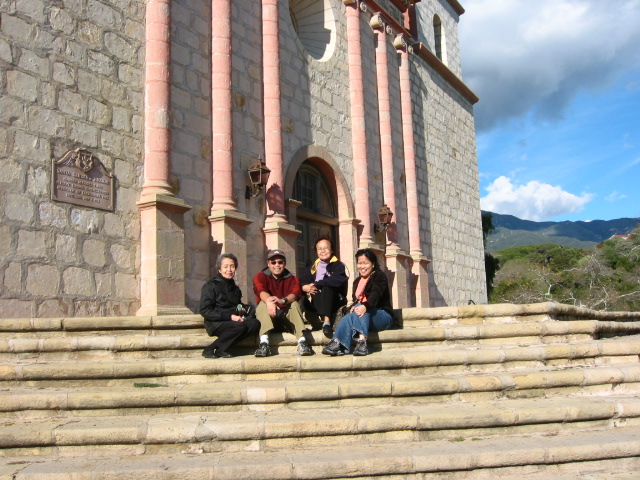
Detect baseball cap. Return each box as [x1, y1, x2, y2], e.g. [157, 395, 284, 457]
[267, 249, 286, 261]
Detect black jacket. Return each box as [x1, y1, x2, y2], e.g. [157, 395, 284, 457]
[199, 274, 243, 324]
[352, 269, 393, 315]
[300, 259, 349, 297]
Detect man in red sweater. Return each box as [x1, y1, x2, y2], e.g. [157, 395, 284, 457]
[252, 249, 313, 357]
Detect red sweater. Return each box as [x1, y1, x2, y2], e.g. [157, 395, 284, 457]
[252, 268, 302, 305]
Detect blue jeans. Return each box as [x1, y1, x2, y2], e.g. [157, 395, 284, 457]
[334, 303, 393, 353]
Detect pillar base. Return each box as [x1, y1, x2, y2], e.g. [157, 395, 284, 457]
[411, 253, 431, 308]
[263, 215, 301, 269]
[385, 245, 411, 308]
[136, 193, 192, 316]
[209, 209, 253, 297]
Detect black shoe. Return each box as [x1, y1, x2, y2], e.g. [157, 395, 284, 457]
[322, 323, 332, 338]
[254, 342, 271, 357]
[353, 339, 368, 356]
[202, 345, 219, 358]
[216, 350, 233, 358]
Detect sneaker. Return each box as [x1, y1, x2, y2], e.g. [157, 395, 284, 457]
[297, 341, 314, 356]
[322, 323, 332, 338]
[353, 339, 368, 356]
[254, 342, 271, 357]
[322, 338, 343, 356]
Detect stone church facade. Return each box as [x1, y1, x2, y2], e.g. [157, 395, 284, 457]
[0, 0, 486, 318]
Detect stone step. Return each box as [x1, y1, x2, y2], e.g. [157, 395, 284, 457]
[3, 320, 639, 362]
[3, 302, 637, 338]
[2, 334, 639, 387]
[2, 425, 639, 479]
[2, 362, 640, 416]
[1, 395, 639, 455]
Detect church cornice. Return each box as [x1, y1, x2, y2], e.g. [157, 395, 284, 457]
[363, 0, 478, 105]
[414, 42, 478, 104]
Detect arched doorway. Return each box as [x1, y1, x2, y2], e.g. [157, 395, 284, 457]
[292, 163, 338, 273]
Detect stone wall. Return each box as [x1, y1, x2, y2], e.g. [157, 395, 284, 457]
[0, 0, 145, 317]
[411, 56, 487, 306]
[414, 0, 462, 77]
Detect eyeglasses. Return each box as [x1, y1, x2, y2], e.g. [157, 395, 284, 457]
[316, 247, 331, 252]
[269, 260, 285, 265]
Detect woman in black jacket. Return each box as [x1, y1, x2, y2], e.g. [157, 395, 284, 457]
[199, 253, 260, 358]
[300, 236, 349, 337]
[322, 248, 393, 356]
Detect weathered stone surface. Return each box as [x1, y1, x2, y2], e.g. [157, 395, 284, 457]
[26, 264, 59, 296]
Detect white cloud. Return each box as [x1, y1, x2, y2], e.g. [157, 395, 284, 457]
[605, 191, 628, 202]
[481, 176, 593, 221]
[460, 0, 640, 131]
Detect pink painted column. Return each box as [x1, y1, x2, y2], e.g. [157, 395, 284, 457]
[344, 0, 374, 247]
[143, 0, 173, 196]
[372, 15, 398, 247]
[138, 0, 191, 316]
[261, 0, 299, 262]
[397, 34, 430, 307]
[262, 0, 285, 219]
[211, 0, 236, 212]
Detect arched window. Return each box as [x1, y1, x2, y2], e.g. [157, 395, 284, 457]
[292, 163, 338, 271]
[433, 14, 447, 64]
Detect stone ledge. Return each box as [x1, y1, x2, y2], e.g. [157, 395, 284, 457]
[2, 364, 640, 412]
[4, 426, 640, 479]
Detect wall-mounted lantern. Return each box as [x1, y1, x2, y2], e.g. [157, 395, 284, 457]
[374, 204, 393, 233]
[245, 157, 271, 199]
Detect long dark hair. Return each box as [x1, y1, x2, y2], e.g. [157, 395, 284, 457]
[354, 248, 380, 271]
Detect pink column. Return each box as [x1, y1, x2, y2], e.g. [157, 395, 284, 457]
[211, 0, 236, 212]
[397, 34, 430, 307]
[345, 1, 374, 247]
[138, 0, 191, 316]
[372, 15, 398, 246]
[263, 0, 285, 218]
[397, 38, 421, 257]
[142, 0, 173, 196]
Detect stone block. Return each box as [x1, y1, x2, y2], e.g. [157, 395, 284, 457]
[0, 225, 13, 256]
[82, 238, 106, 267]
[6, 70, 38, 102]
[58, 90, 86, 118]
[55, 234, 76, 261]
[87, 0, 121, 29]
[37, 298, 72, 317]
[28, 106, 65, 136]
[88, 98, 110, 124]
[1, 13, 34, 44]
[49, 6, 75, 34]
[114, 272, 139, 299]
[68, 119, 98, 146]
[71, 299, 102, 315]
[16, 229, 47, 258]
[17, 49, 49, 75]
[26, 264, 59, 296]
[63, 266, 93, 296]
[88, 50, 115, 76]
[39, 202, 68, 229]
[52, 62, 75, 86]
[3, 262, 22, 292]
[95, 272, 112, 296]
[0, 299, 32, 319]
[110, 243, 132, 269]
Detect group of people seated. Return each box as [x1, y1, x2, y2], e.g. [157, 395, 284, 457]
[199, 236, 394, 359]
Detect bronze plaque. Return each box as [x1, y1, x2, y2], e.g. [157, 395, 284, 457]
[51, 148, 115, 211]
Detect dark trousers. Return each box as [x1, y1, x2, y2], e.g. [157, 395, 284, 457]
[306, 286, 343, 320]
[204, 317, 260, 353]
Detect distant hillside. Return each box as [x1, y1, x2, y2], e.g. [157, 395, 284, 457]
[484, 211, 640, 252]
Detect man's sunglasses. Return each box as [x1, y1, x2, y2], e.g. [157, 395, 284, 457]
[269, 260, 285, 265]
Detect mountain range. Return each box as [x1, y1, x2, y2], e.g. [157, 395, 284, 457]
[484, 211, 640, 252]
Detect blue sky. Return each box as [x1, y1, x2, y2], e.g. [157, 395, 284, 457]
[458, 0, 640, 222]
